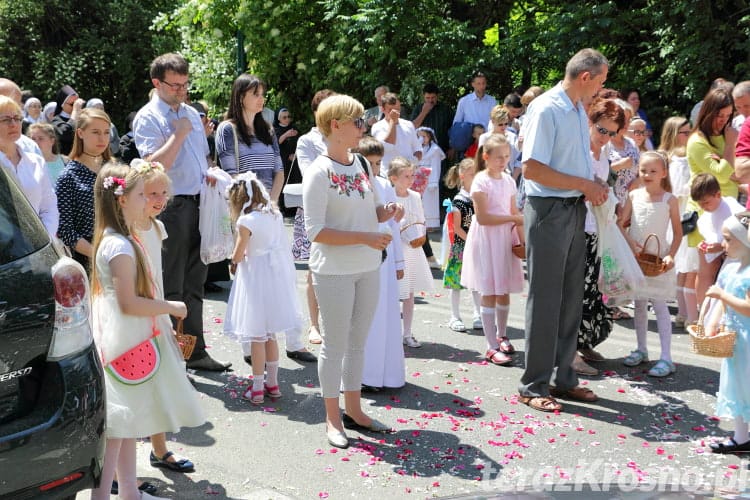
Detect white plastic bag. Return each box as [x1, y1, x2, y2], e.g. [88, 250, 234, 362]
[591, 189, 645, 297]
[199, 168, 234, 264]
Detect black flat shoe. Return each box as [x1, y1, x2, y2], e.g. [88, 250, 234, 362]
[243, 355, 252, 366]
[150, 450, 195, 472]
[709, 437, 750, 454]
[361, 384, 382, 393]
[186, 354, 232, 372]
[342, 413, 393, 433]
[286, 350, 317, 363]
[111, 480, 158, 495]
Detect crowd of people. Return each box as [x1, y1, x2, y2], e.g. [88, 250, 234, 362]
[3, 46, 750, 497]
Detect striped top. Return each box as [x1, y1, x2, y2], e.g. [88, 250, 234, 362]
[216, 120, 283, 190]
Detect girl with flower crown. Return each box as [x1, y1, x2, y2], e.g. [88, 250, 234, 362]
[90, 162, 204, 500]
[223, 171, 303, 404]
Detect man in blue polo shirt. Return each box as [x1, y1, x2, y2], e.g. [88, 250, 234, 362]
[134, 53, 231, 372]
[519, 48, 609, 412]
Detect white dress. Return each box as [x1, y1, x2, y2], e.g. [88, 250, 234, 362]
[223, 210, 303, 341]
[397, 189, 434, 299]
[418, 143, 445, 228]
[362, 177, 405, 388]
[627, 190, 676, 301]
[669, 155, 699, 273]
[93, 230, 205, 438]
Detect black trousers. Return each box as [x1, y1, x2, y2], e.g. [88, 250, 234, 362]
[159, 196, 208, 360]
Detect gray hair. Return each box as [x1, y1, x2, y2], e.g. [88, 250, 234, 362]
[733, 81, 750, 99]
[565, 48, 608, 79]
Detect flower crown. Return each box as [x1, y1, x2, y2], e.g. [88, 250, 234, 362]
[130, 158, 165, 174]
[102, 176, 126, 196]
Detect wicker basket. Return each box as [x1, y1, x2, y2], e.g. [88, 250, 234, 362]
[511, 243, 526, 259]
[688, 299, 736, 358]
[174, 319, 197, 361]
[636, 233, 666, 277]
[400, 222, 426, 248]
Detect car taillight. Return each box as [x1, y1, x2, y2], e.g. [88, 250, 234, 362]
[48, 257, 93, 360]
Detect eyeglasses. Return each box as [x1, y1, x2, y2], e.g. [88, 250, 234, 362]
[595, 124, 617, 138]
[0, 115, 23, 125]
[628, 129, 647, 136]
[160, 80, 191, 91]
[353, 117, 366, 129]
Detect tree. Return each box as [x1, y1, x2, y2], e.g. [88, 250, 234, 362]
[0, 0, 178, 129]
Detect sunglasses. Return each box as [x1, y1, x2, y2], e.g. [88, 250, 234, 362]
[628, 129, 647, 136]
[353, 117, 365, 129]
[595, 124, 617, 138]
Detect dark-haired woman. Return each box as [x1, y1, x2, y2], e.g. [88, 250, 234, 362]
[216, 74, 284, 199]
[686, 86, 738, 305]
[216, 73, 315, 363]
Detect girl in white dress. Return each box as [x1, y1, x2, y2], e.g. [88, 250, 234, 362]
[389, 157, 434, 348]
[224, 172, 303, 404]
[131, 159, 202, 475]
[416, 127, 445, 229]
[91, 163, 202, 500]
[356, 138, 406, 390]
[619, 151, 682, 377]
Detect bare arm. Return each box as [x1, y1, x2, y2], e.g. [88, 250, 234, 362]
[313, 228, 391, 250]
[412, 102, 433, 128]
[472, 191, 523, 226]
[110, 254, 186, 318]
[662, 195, 683, 270]
[269, 170, 284, 204]
[452, 210, 466, 241]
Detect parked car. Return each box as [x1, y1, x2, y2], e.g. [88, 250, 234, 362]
[0, 166, 105, 499]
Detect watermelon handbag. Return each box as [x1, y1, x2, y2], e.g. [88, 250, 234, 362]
[103, 319, 161, 385]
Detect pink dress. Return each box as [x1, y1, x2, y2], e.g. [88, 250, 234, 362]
[460, 171, 523, 295]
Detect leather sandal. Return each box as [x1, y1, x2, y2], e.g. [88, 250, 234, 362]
[497, 337, 515, 354]
[519, 395, 563, 412]
[485, 349, 512, 366]
[549, 385, 598, 402]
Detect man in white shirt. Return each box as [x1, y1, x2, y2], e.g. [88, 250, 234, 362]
[453, 71, 497, 127]
[371, 93, 422, 176]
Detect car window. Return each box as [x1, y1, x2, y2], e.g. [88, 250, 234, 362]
[0, 170, 49, 265]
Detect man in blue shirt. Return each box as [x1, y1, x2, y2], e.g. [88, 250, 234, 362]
[453, 71, 497, 129]
[134, 53, 231, 372]
[519, 48, 609, 412]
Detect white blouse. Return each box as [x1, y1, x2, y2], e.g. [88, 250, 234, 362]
[0, 147, 58, 236]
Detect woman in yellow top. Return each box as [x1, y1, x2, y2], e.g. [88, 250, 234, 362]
[686, 85, 738, 305]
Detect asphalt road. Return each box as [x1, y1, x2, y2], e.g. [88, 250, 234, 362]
[80, 227, 749, 500]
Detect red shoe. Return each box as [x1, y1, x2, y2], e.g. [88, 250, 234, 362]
[264, 384, 282, 400]
[497, 337, 515, 354]
[486, 349, 512, 366]
[242, 388, 264, 405]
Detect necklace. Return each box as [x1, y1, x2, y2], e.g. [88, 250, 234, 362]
[81, 151, 102, 160]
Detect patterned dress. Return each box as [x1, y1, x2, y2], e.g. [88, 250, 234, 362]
[443, 189, 473, 290]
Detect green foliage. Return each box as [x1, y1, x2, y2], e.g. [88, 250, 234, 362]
[0, 0, 178, 129]
[3, 0, 749, 139]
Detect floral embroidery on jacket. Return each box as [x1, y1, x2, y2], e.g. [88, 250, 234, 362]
[328, 170, 371, 198]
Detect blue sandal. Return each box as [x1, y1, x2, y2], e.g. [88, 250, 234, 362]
[623, 350, 648, 367]
[648, 360, 676, 377]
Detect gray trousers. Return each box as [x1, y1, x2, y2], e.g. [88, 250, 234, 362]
[519, 196, 586, 397]
[312, 269, 380, 398]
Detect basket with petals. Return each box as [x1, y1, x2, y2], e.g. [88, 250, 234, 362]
[175, 319, 197, 360]
[636, 233, 666, 277]
[687, 299, 736, 358]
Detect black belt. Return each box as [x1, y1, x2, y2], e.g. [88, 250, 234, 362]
[175, 194, 200, 202]
[558, 195, 585, 205]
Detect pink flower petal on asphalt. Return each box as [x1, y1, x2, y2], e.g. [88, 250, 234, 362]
[319, 493, 329, 499]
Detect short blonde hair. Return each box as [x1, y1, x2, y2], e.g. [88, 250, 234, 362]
[387, 156, 414, 179]
[490, 105, 510, 125]
[315, 95, 364, 137]
[0, 95, 21, 116]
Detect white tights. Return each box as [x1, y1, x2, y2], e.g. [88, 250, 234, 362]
[90, 438, 138, 500]
[634, 299, 672, 362]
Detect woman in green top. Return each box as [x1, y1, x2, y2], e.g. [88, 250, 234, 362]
[686, 85, 738, 305]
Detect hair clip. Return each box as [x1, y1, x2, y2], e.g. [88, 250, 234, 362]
[102, 176, 126, 196]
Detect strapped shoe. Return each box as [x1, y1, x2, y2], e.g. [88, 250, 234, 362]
[623, 349, 648, 367]
[647, 359, 676, 377]
[485, 349, 512, 366]
[448, 318, 467, 332]
[520, 395, 563, 412]
[710, 437, 750, 454]
[549, 385, 598, 402]
[149, 451, 195, 473]
[497, 337, 515, 354]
